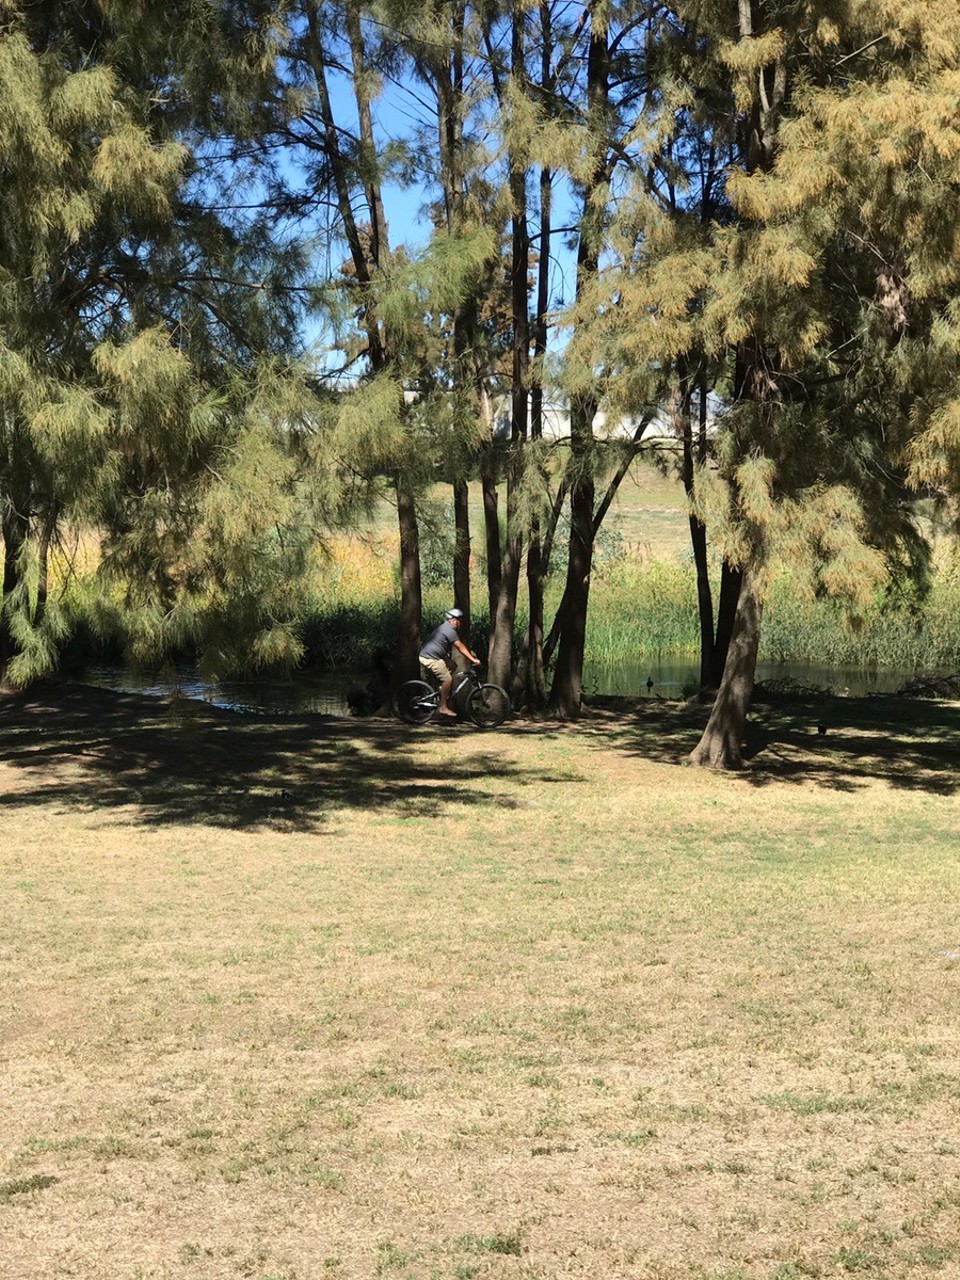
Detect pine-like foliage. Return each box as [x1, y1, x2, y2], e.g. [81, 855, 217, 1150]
[0, 0, 321, 681]
[599, 0, 960, 605]
[560, 0, 960, 762]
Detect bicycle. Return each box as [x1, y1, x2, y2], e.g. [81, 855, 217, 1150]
[393, 666, 511, 728]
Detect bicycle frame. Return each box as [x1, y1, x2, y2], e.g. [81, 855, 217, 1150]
[394, 666, 510, 728]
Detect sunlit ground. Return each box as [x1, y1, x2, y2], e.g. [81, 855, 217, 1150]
[3, 684, 960, 1280]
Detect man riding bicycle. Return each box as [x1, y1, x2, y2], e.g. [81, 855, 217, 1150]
[419, 608, 481, 718]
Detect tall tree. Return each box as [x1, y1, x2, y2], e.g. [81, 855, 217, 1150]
[253, 0, 510, 678]
[390, 0, 503, 648]
[590, 0, 959, 766]
[686, 0, 960, 766]
[539, 1, 664, 718]
[0, 0, 315, 682]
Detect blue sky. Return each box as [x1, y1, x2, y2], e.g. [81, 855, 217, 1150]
[298, 40, 579, 371]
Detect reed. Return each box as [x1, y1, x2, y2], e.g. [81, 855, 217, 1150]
[296, 542, 960, 676]
[585, 553, 699, 661]
[762, 567, 960, 672]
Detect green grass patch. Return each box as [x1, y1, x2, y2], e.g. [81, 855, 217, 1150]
[0, 1173, 59, 1203]
[458, 1231, 524, 1256]
[762, 1092, 873, 1116]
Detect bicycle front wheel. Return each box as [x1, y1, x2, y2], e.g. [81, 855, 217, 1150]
[393, 680, 438, 725]
[466, 682, 511, 728]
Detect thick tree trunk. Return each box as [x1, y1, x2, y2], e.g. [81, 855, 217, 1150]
[688, 563, 763, 769]
[548, 517, 593, 717]
[708, 560, 744, 690]
[453, 478, 471, 642]
[538, 478, 569, 666]
[549, 396, 596, 719]
[487, 455, 522, 690]
[488, 552, 521, 687]
[689, 0, 783, 761]
[396, 482, 422, 679]
[689, 513, 714, 689]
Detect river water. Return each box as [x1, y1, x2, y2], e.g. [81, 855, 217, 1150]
[584, 657, 919, 700]
[78, 655, 922, 718]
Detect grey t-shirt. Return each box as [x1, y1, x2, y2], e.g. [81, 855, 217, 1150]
[420, 621, 458, 660]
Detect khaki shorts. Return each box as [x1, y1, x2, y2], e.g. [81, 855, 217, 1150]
[420, 655, 453, 686]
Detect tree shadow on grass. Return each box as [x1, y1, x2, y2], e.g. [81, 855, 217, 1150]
[0, 683, 576, 832]
[578, 692, 960, 795]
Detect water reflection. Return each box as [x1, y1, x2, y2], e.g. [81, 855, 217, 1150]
[80, 664, 359, 717]
[584, 658, 919, 699]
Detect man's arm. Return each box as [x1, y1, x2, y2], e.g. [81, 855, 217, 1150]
[454, 639, 481, 665]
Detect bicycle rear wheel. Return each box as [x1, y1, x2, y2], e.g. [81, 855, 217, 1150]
[393, 680, 438, 724]
[466, 682, 511, 728]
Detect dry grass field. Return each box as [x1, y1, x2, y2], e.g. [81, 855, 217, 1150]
[3, 685, 960, 1280]
[361, 454, 691, 558]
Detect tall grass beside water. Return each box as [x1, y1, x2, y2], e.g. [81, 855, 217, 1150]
[299, 535, 960, 676]
[762, 557, 960, 671]
[585, 555, 698, 661]
[55, 527, 960, 678]
[300, 540, 701, 669]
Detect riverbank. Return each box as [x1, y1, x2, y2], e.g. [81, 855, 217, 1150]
[4, 682, 960, 1280]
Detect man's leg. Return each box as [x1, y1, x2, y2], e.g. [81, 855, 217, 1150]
[438, 669, 456, 715]
[421, 657, 457, 715]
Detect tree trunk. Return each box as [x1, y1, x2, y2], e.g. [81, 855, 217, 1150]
[487, 450, 522, 689]
[521, 265, 550, 707]
[396, 481, 423, 679]
[547, 19, 608, 718]
[34, 507, 56, 627]
[341, 8, 425, 676]
[453, 477, 471, 643]
[517, 520, 547, 708]
[434, 1, 475, 650]
[687, 563, 763, 769]
[487, 9, 531, 692]
[549, 395, 596, 718]
[708, 560, 744, 690]
[676, 368, 717, 692]
[326, 3, 425, 674]
[307, 4, 386, 369]
[344, 2, 389, 270]
[486, 12, 531, 691]
[519, 0, 555, 713]
[480, 448, 502, 628]
[689, 513, 714, 689]
[689, 0, 784, 763]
